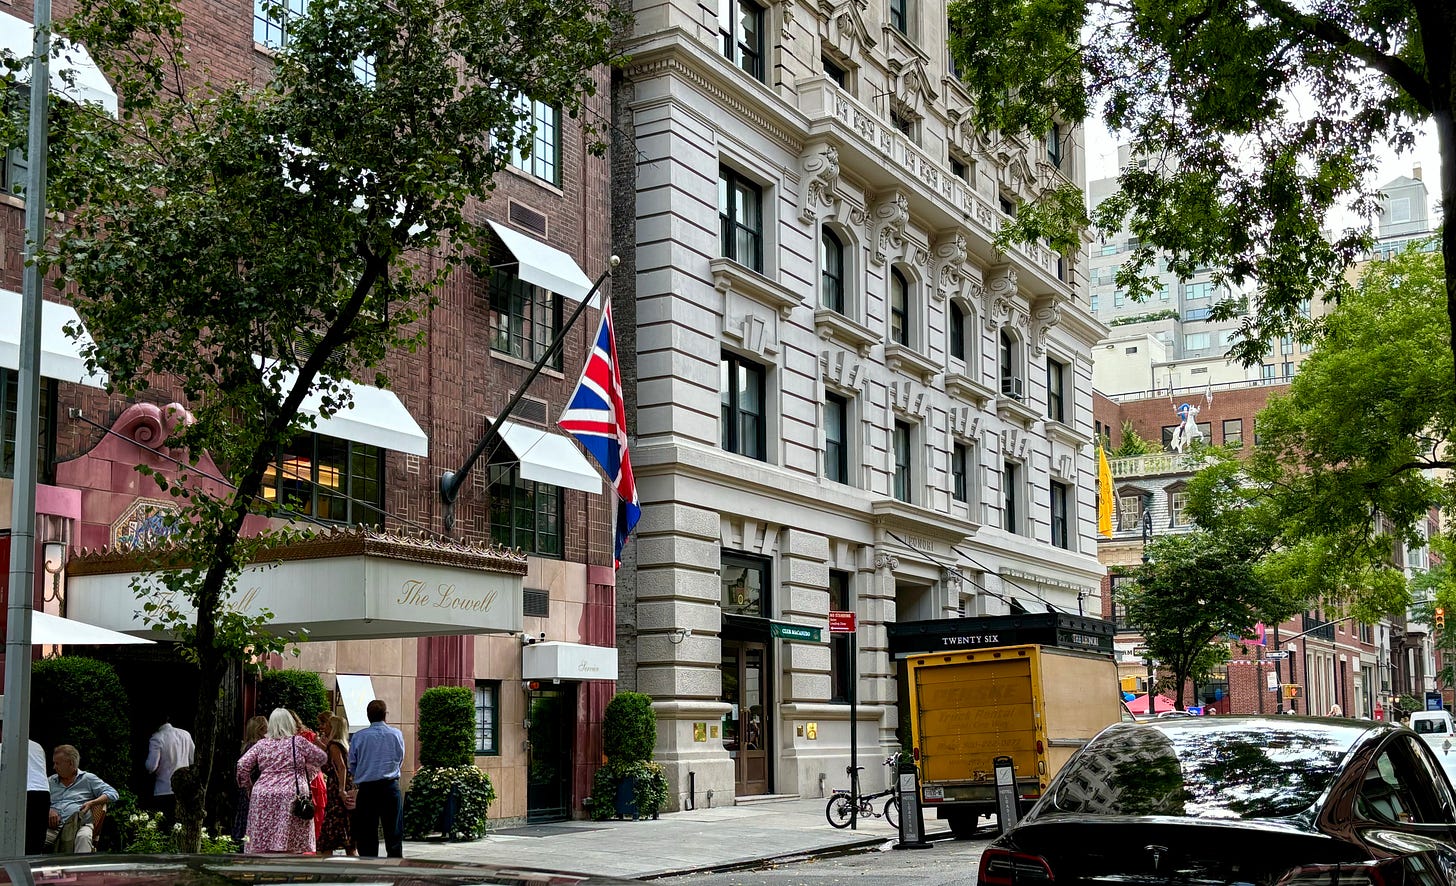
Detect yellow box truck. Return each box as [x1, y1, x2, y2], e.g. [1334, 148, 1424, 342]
[888, 613, 1120, 839]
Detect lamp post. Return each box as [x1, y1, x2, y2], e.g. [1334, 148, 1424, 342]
[1141, 498, 1154, 715]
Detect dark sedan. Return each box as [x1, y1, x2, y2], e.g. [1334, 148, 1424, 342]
[0, 855, 633, 885]
[979, 716, 1456, 886]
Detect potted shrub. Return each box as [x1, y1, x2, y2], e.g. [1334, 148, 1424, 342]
[589, 691, 668, 821]
[403, 686, 493, 840]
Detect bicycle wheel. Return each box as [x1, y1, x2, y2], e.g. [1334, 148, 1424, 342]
[826, 794, 855, 829]
[883, 795, 900, 830]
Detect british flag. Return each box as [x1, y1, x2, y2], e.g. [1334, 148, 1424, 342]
[559, 299, 640, 567]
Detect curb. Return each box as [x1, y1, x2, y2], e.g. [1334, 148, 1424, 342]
[638, 828, 957, 880]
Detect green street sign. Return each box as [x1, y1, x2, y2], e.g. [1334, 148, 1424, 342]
[769, 621, 822, 643]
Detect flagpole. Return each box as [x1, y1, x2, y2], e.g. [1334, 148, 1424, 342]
[439, 255, 619, 528]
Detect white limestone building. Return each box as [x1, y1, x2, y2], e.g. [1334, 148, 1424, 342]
[611, 0, 1107, 807]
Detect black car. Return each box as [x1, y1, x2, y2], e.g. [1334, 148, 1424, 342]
[979, 716, 1456, 886]
[0, 855, 633, 885]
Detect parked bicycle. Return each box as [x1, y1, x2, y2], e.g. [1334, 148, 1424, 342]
[825, 755, 904, 829]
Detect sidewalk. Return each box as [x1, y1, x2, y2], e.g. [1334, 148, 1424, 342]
[404, 797, 951, 879]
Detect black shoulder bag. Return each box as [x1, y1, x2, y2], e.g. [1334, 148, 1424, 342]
[289, 737, 316, 820]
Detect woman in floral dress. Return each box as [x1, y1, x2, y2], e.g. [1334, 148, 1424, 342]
[317, 714, 357, 855]
[237, 708, 326, 853]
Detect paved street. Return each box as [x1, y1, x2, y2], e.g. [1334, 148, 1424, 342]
[656, 833, 990, 886]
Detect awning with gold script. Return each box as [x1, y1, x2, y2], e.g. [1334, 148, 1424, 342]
[64, 530, 526, 641]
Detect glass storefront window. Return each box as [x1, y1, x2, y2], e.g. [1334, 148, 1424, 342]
[722, 552, 770, 617]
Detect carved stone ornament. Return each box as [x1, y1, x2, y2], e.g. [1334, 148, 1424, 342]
[1001, 428, 1031, 461]
[950, 406, 982, 441]
[982, 263, 1017, 331]
[890, 56, 937, 116]
[821, 348, 868, 391]
[944, 569, 963, 592]
[818, 0, 876, 58]
[798, 143, 841, 225]
[867, 192, 910, 266]
[890, 378, 931, 418]
[875, 551, 900, 572]
[1031, 296, 1063, 358]
[932, 231, 968, 302]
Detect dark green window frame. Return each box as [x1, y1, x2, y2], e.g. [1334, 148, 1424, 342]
[490, 268, 563, 370]
[262, 432, 384, 528]
[488, 464, 563, 557]
[474, 680, 499, 755]
[0, 369, 56, 483]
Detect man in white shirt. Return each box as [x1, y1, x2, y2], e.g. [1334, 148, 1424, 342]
[145, 713, 195, 817]
[1, 719, 50, 854]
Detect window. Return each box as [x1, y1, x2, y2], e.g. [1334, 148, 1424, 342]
[1117, 493, 1143, 531]
[1389, 198, 1411, 223]
[0, 369, 55, 482]
[488, 464, 563, 556]
[823, 55, 846, 86]
[1223, 419, 1243, 446]
[999, 194, 1016, 217]
[0, 94, 27, 197]
[722, 551, 770, 618]
[1050, 481, 1070, 549]
[1261, 363, 1277, 380]
[889, 267, 910, 345]
[1046, 359, 1067, 423]
[721, 351, 767, 460]
[893, 421, 912, 503]
[952, 442, 969, 503]
[1283, 361, 1294, 378]
[474, 682, 499, 754]
[254, 0, 307, 48]
[491, 268, 563, 369]
[1003, 461, 1021, 533]
[824, 392, 849, 484]
[1185, 306, 1211, 321]
[1113, 290, 1125, 308]
[263, 433, 384, 527]
[1100, 242, 1118, 256]
[509, 94, 561, 186]
[1158, 285, 1170, 301]
[1161, 423, 1211, 448]
[1089, 295, 1099, 313]
[828, 571, 852, 703]
[888, 0, 907, 34]
[719, 166, 764, 271]
[821, 228, 846, 312]
[1046, 123, 1062, 170]
[999, 330, 1022, 398]
[719, 0, 765, 80]
[1280, 335, 1293, 355]
[1184, 281, 1213, 300]
[949, 156, 967, 182]
[949, 302, 968, 362]
[1169, 489, 1190, 526]
[1184, 332, 1211, 350]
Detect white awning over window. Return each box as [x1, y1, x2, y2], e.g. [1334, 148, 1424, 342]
[487, 221, 594, 303]
[0, 290, 108, 388]
[0, 12, 119, 116]
[494, 419, 601, 494]
[261, 358, 429, 457]
[522, 641, 618, 681]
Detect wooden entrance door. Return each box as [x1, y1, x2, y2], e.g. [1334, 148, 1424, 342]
[721, 640, 769, 795]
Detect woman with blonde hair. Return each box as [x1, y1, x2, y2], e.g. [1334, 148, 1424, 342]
[317, 714, 357, 855]
[232, 715, 269, 842]
[237, 708, 326, 853]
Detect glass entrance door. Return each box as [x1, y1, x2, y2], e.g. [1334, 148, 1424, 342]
[721, 640, 769, 795]
[526, 685, 575, 822]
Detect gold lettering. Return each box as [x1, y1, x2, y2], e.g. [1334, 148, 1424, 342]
[397, 578, 431, 607]
[432, 583, 497, 613]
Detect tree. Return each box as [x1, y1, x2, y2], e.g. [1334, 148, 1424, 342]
[26, 0, 620, 849]
[1111, 419, 1156, 458]
[949, 0, 1455, 378]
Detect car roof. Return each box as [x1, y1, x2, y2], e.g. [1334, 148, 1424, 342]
[1131, 714, 1391, 743]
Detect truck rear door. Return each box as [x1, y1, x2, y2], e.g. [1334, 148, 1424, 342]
[915, 654, 1038, 787]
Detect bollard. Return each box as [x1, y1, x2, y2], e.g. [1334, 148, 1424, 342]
[993, 755, 1020, 834]
[894, 755, 932, 850]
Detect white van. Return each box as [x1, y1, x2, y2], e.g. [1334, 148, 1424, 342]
[1409, 710, 1456, 784]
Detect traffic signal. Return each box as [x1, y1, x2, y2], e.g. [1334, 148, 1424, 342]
[1437, 607, 1446, 630]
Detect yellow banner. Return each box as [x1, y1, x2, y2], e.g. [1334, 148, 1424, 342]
[1097, 445, 1114, 537]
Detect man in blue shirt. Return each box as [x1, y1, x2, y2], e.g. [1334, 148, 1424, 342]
[348, 699, 406, 857]
[47, 744, 118, 853]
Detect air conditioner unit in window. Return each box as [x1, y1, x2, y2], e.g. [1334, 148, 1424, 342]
[1001, 376, 1023, 400]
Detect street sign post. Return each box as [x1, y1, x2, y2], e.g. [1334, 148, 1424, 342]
[769, 621, 822, 643]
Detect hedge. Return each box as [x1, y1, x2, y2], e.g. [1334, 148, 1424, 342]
[418, 686, 475, 768]
[602, 691, 655, 765]
[257, 669, 328, 727]
[31, 656, 131, 787]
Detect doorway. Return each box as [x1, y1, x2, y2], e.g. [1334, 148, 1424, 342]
[721, 639, 769, 795]
[526, 684, 576, 823]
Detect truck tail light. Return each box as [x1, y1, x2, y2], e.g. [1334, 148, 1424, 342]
[912, 747, 920, 761]
[1277, 860, 1399, 886]
[1036, 739, 1044, 755]
[979, 848, 1054, 886]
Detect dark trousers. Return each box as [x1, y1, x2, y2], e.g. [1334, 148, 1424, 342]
[26, 789, 49, 855]
[145, 793, 176, 820]
[352, 778, 403, 858]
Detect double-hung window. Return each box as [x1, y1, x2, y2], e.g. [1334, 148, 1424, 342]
[888, 0, 908, 34]
[719, 0, 765, 80]
[722, 352, 767, 460]
[491, 268, 563, 369]
[893, 421, 912, 503]
[1, 369, 55, 481]
[824, 393, 849, 484]
[263, 433, 384, 527]
[719, 167, 764, 272]
[1047, 359, 1066, 422]
[1003, 461, 1021, 533]
[509, 93, 561, 186]
[952, 442, 969, 504]
[1050, 481, 1070, 548]
[488, 464, 563, 556]
[949, 302, 967, 362]
[474, 681, 499, 755]
[889, 268, 910, 345]
[821, 229, 845, 312]
[254, 0, 307, 48]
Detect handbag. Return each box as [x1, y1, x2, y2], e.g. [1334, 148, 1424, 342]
[289, 737, 316, 821]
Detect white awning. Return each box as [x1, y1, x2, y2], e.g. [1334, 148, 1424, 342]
[487, 221, 593, 303]
[261, 358, 429, 457]
[523, 641, 618, 681]
[494, 419, 601, 494]
[32, 611, 153, 645]
[0, 12, 118, 116]
[334, 674, 376, 732]
[0, 289, 108, 388]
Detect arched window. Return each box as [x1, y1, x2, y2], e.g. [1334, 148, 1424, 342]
[889, 268, 910, 345]
[821, 228, 845, 313]
[999, 328, 1022, 399]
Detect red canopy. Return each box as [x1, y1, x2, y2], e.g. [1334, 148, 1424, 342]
[1127, 693, 1177, 714]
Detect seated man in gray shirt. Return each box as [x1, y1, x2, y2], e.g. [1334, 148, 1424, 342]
[48, 744, 118, 853]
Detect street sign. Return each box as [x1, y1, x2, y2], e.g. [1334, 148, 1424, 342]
[1264, 651, 1289, 660]
[770, 621, 822, 643]
[1427, 691, 1444, 711]
[829, 611, 857, 633]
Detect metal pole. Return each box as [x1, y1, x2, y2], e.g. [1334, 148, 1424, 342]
[849, 629, 858, 830]
[1273, 624, 1282, 714]
[1, 0, 53, 857]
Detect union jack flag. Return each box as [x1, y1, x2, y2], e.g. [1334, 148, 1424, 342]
[559, 299, 640, 567]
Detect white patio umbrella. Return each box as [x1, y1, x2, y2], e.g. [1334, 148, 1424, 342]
[29, 611, 154, 645]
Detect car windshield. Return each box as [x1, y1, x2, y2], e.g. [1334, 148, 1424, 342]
[1039, 721, 1356, 821]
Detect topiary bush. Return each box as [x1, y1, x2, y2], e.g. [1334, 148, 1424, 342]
[602, 691, 655, 765]
[257, 669, 328, 726]
[403, 765, 495, 840]
[418, 686, 475, 768]
[32, 656, 132, 788]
